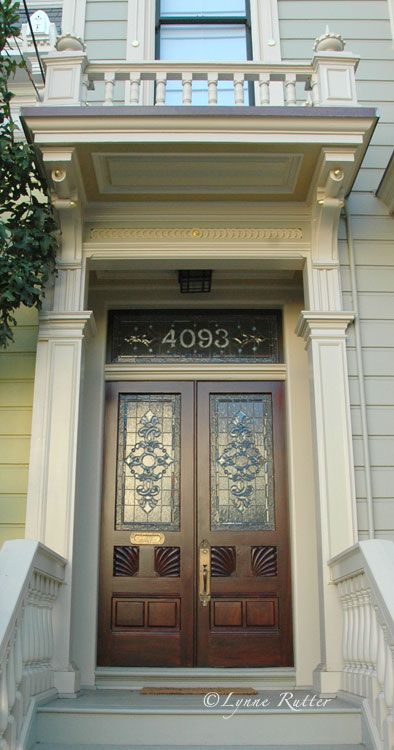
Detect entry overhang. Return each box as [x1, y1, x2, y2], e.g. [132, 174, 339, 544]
[21, 106, 377, 205]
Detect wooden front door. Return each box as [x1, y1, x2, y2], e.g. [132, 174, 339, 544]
[98, 381, 292, 667]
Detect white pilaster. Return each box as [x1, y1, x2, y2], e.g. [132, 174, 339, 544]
[25, 312, 95, 693]
[296, 312, 357, 694]
[25, 145, 92, 694]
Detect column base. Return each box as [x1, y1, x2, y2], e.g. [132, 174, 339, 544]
[313, 664, 342, 696]
[54, 664, 81, 696]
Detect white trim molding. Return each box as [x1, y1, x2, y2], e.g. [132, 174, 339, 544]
[296, 310, 357, 695]
[105, 363, 287, 382]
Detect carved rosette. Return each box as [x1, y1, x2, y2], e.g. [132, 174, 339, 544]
[251, 546, 278, 577]
[211, 546, 236, 577]
[155, 546, 181, 577]
[113, 546, 139, 576]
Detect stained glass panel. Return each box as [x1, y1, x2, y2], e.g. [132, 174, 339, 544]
[116, 394, 180, 531]
[210, 394, 275, 531]
[108, 310, 282, 364]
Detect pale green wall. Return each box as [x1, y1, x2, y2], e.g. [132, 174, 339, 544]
[278, 0, 394, 539]
[0, 307, 38, 547]
[84, 0, 128, 60]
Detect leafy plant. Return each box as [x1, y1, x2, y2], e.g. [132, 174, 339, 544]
[0, 0, 58, 347]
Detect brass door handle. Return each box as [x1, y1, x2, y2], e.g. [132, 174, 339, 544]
[199, 539, 211, 607]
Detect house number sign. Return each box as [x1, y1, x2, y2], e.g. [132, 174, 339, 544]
[108, 310, 282, 364]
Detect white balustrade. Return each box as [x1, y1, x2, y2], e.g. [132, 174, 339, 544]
[77, 62, 320, 108]
[0, 540, 65, 750]
[330, 540, 394, 750]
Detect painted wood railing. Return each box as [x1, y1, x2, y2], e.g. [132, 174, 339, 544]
[330, 540, 394, 750]
[41, 30, 360, 108]
[0, 540, 65, 750]
[86, 61, 314, 107]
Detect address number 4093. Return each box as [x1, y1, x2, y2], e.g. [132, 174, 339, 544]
[162, 327, 230, 349]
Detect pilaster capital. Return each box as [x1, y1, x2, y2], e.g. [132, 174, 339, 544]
[38, 311, 96, 341]
[295, 311, 355, 343]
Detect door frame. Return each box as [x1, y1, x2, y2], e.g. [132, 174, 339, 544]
[72, 301, 320, 688]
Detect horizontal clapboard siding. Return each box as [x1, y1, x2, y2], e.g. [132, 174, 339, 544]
[0, 308, 37, 547]
[278, 0, 394, 540]
[84, 0, 128, 60]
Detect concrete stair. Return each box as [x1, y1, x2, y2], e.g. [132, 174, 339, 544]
[28, 689, 367, 749]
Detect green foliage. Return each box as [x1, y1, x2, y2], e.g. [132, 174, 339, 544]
[0, 0, 58, 347]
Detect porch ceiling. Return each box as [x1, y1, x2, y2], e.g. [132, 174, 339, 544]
[21, 105, 377, 205]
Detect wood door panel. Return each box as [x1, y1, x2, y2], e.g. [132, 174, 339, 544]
[196, 381, 293, 668]
[97, 381, 194, 667]
[98, 379, 293, 668]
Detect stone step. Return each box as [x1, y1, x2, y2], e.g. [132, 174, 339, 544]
[34, 689, 364, 747]
[31, 745, 366, 750]
[94, 667, 297, 691]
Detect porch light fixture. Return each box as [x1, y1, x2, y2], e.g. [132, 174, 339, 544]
[178, 270, 212, 294]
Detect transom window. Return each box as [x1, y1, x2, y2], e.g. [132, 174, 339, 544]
[156, 1, 252, 105]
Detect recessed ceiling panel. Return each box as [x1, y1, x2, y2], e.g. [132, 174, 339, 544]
[91, 152, 303, 198]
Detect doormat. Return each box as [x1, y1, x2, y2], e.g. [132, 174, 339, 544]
[140, 687, 258, 695]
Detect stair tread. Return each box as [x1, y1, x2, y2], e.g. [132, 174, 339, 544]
[31, 745, 366, 750]
[36, 688, 361, 715]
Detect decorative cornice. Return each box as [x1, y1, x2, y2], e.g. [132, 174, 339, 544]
[38, 311, 96, 341]
[295, 311, 355, 342]
[89, 227, 303, 242]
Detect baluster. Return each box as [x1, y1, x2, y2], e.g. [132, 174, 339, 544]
[258, 73, 270, 105]
[383, 645, 394, 750]
[103, 72, 115, 106]
[350, 588, 359, 694]
[341, 588, 350, 691]
[233, 73, 245, 105]
[368, 604, 379, 709]
[310, 73, 320, 106]
[0, 660, 9, 749]
[361, 589, 371, 697]
[376, 624, 388, 739]
[155, 73, 167, 105]
[6, 641, 16, 716]
[356, 584, 365, 695]
[207, 73, 218, 105]
[81, 73, 90, 105]
[284, 73, 297, 106]
[129, 73, 141, 105]
[182, 74, 192, 105]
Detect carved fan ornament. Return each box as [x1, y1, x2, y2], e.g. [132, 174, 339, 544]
[211, 546, 236, 577]
[251, 546, 278, 577]
[113, 546, 139, 576]
[155, 547, 180, 577]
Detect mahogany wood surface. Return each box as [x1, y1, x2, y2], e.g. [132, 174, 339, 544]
[97, 381, 293, 668]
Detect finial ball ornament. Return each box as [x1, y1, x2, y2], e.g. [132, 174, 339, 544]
[55, 33, 86, 52]
[314, 28, 345, 53]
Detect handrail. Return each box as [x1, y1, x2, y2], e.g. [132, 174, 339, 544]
[330, 540, 394, 750]
[0, 540, 66, 750]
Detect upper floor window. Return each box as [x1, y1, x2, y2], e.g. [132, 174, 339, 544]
[156, 1, 252, 104]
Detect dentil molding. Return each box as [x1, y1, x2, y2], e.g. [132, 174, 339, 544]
[89, 227, 304, 242]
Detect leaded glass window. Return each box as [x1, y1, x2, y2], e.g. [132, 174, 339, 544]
[210, 394, 275, 531]
[116, 394, 180, 531]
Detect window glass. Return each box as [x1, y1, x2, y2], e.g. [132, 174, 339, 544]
[160, 25, 248, 62]
[161, 1, 246, 17]
[157, 0, 251, 105]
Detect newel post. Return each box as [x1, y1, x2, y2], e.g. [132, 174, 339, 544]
[312, 29, 359, 106]
[42, 34, 89, 106]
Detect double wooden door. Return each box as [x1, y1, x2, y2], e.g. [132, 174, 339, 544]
[98, 381, 292, 667]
